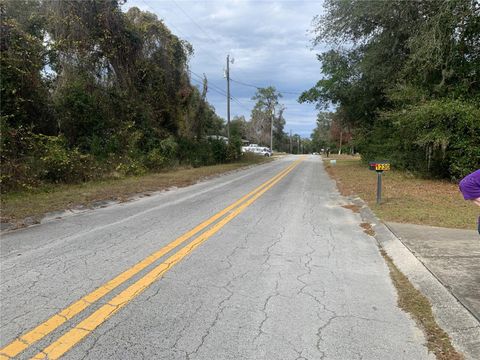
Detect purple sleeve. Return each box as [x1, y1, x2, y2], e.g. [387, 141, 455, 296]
[459, 169, 480, 200]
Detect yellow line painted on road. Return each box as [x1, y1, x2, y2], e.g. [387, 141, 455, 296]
[30, 157, 305, 360]
[0, 158, 303, 360]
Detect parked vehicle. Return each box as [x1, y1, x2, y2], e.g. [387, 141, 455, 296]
[241, 145, 272, 157]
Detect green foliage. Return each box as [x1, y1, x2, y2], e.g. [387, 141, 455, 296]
[0, 1, 54, 133]
[53, 72, 113, 149]
[36, 135, 96, 183]
[387, 99, 480, 179]
[303, 0, 480, 180]
[226, 137, 242, 162]
[0, 0, 230, 192]
[115, 159, 146, 177]
[143, 135, 182, 171]
[249, 87, 285, 148]
[0, 125, 98, 190]
[230, 116, 247, 139]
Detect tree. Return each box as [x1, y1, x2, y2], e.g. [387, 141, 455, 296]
[230, 115, 247, 139]
[273, 105, 288, 151]
[310, 112, 333, 152]
[248, 86, 283, 149]
[301, 0, 480, 179]
[0, 0, 53, 133]
[0, 1, 234, 191]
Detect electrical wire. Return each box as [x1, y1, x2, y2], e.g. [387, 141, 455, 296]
[230, 78, 304, 95]
[171, 0, 218, 44]
[190, 78, 252, 113]
[190, 70, 228, 97]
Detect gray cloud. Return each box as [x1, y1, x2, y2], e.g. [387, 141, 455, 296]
[123, 0, 326, 137]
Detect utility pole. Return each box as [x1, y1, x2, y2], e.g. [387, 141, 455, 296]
[226, 55, 231, 141]
[338, 128, 343, 155]
[297, 136, 300, 154]
[270, 107, 274, 151]
[289, 130, 292, 154]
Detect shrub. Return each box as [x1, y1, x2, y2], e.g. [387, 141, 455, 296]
[36, 135, 97, 183]
[144, 148, 167, 170]
[359, 99, 480, 180]
[210, 139, 228, 163]
[115, 158, 147, 176]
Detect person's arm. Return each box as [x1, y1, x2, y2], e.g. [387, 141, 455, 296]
[472, 198, 480, 207]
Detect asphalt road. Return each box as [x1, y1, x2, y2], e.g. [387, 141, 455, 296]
[0, 155, 433, 360]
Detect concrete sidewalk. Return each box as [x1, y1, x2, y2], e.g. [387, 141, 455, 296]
[386, 222, 480, 321]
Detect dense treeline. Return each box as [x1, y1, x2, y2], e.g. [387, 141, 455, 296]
[302, 0, 480, 180]
[1, 0, 235, 192]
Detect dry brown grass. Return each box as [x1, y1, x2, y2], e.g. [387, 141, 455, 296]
[324, 157, 477, 229]
[1, 157, 270, 224]
[360, 222, 375, 236]
[381, 250, 464, 360]
[341, 204, 361, 213]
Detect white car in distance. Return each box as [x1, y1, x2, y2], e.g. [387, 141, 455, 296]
[241, 144, 272, 157]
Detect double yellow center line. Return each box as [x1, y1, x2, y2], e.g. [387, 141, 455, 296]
[0, 157, 305, 360]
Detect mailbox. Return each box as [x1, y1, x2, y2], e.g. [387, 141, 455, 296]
[369, 161, 390, 204]
[369, 162, 390, 172]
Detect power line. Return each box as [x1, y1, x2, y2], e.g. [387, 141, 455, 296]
[137, 3, 253, 114]
[143, 0, 262, 99]
[230, 97, 252, 113]
[190, 70, 231, 99]
[190, 77, 251, 113]
[190, 71, 254, 110]
[171, 0, 218, 44]
[230, 78, 259, 89]
[169, 0, 253, 82]
[230, 78, 304, 95]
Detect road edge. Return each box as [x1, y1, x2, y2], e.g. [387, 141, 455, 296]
[350, 195, 480, 360]
[0, 158, 277, 235]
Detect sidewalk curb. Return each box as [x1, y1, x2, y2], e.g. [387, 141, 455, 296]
[349, 196, 480, 360]
[384, 222, 480, 324]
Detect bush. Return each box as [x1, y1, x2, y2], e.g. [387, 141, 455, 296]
[36, 135, 97, 183]
[177, 138, 211, 167]
[359, 99, 480, 180]
[115, 159, 146, 176]
[210, 139, 228, 163]
[226, 136, 242, 162]
[144, 148, 167, 170]
[0, 127, 99, 191]
[158, 136, 178, 166]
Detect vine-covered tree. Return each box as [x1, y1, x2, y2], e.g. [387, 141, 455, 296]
[0, 0, 228, 191]
[300, 0, 480, 179]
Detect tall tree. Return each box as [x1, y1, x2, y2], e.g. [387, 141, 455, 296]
[248, 86, 283, 147]
[0, 0, 53, 133]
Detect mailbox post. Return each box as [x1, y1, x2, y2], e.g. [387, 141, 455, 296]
[369, 162, 390, 204]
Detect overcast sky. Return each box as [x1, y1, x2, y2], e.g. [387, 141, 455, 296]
[122, 0, 326, 137]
